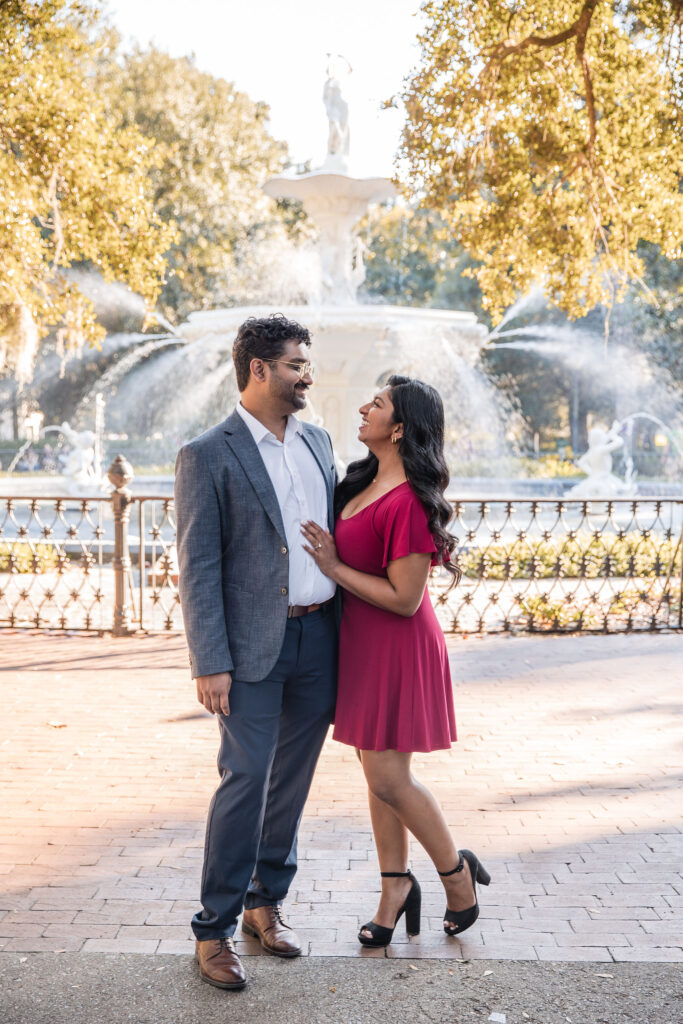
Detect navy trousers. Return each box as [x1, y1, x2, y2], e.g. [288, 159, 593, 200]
[192, 605, 337, 940]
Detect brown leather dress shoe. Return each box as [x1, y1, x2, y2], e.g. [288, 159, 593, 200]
[195, 937, 247, 990]
[241, 904, 302, 958]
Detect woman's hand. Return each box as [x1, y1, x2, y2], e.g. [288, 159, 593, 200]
[301, 520, 341, 579]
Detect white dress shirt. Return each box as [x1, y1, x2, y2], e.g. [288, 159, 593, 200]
[236, 403, 336, 606]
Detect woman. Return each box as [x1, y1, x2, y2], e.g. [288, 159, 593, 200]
[301, 375, 490, 948]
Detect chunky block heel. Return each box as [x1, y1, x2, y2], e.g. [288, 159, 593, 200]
[358, 870, 421, 948]
[439, 849, 490, 937]
[476, 862, 491, 887]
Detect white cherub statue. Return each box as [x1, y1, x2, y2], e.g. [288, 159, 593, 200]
[570, 421, 635, 497]
[58, 422, 100, 487]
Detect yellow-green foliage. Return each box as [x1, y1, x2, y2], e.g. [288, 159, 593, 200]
[461, 532, 681, 580]
[100, 46, 290, 320]
[522, 456, 581, 479]
[518, 582, 678, 628]
[517, 595, 598, 628]
[0, 542, 60, 573]
[0, 1, 175, 380]
[399, 1, 683, 321]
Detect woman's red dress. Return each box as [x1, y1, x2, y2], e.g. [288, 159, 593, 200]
[332, 482, 457, 753]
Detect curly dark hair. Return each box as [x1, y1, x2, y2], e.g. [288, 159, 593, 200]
[232, 313, 311, 391]
[334, 374, 460, 587]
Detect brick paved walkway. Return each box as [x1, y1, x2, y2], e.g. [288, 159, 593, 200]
[0, 630, 681, 962]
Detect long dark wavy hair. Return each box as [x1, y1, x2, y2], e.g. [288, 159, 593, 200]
[334, 375, 460, 587]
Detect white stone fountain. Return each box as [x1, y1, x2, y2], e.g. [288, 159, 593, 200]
[177, 63, 487, 464]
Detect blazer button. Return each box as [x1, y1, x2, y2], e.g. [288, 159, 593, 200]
[281, 546, 287, 555]
[281, 587, 288, 595]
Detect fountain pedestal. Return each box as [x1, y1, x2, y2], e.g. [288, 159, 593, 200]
[262, 172, 395, 305]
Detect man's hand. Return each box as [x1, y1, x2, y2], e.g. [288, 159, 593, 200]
[196, 672, 233, 715]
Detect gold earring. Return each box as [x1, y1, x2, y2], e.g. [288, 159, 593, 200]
[392, 436, 399, 444]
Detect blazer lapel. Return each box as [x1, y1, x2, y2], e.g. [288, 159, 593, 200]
[301, 424, 335, 530]
[223, 412, 286, 542]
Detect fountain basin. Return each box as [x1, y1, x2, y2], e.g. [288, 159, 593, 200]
[179, 303, 487, 464]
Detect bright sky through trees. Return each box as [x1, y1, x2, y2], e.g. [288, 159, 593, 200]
[103, 0, 422, 177]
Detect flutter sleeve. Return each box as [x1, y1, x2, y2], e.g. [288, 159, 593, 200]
[378, 488, 438, 568]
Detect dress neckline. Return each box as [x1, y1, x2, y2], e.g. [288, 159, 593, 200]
[339, 481, 409, 521]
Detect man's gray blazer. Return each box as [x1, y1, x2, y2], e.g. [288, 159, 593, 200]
[174, 409, 337, 682]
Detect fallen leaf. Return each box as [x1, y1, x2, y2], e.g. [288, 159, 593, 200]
[595, 973, 614, 979]
[408, 964, 418, 971]
[47, 721, 67, 728]
[329, 986, 335, 992]
[483, 969, 494, 976]
[19, 957, 27, 963]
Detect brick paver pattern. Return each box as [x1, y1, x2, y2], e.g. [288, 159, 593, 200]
[1, 630, 681, 963]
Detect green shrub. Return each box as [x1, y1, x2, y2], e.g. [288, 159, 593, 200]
[460, 532, 681, 580]
[516, 595, 599, 629]
[517, 584, 678, 630]
[0, 542, 60, 573]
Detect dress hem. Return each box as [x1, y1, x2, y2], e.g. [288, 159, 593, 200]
[332, 733, 457, 754]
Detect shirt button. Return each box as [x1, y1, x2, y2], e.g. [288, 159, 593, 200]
[281, 546, 287, 555]
[281, 587, 288, 595]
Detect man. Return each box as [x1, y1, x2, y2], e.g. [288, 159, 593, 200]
[174, 314, 337, 990]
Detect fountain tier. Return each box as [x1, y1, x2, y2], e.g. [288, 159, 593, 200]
[179, 304, 487, 464]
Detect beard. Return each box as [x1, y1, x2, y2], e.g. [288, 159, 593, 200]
[292, 381, 309, 409]
[270, 374, 309, 412]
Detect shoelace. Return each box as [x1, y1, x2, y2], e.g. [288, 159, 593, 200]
[264, 904, 289, 932]
[209, 936, 235, 958]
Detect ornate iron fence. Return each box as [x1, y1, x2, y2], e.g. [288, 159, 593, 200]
[0, 457, 181, 633]
[431, 498, 683, 633]
[1, 469, 681, 634]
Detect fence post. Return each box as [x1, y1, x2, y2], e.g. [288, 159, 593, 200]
[679, 509, 683, 629]
[108, 455, 135, 636]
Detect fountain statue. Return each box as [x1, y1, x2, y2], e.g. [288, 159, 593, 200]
[570, 421, 636, 498]
[322, 55, 351, 173]
[262, 58, 395, 304]
[57, 423, 99, 487]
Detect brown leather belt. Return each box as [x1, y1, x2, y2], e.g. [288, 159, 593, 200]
[287, 598, 333, 619]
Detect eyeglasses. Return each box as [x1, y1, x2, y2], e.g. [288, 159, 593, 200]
[263, 359, 315, 380]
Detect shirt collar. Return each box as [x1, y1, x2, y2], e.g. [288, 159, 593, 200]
[236, 403, 303, 445]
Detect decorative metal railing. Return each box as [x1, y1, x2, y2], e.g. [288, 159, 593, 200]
[1, 469, 681, 634]
[0, 457, 181, 633]
[431, 498, 683, 633]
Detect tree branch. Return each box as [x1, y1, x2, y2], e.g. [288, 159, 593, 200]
[482, 0, 602, 64]
[47, 166, 65, 267]
[476, 2, 601, 163]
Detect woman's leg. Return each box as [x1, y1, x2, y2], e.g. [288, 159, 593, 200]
[363, 789, 412, 932]
[360, 749, 476, 929]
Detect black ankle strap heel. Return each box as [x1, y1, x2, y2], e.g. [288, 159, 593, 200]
[358, 870, 422, 948]
[439, 849, 491, 937]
